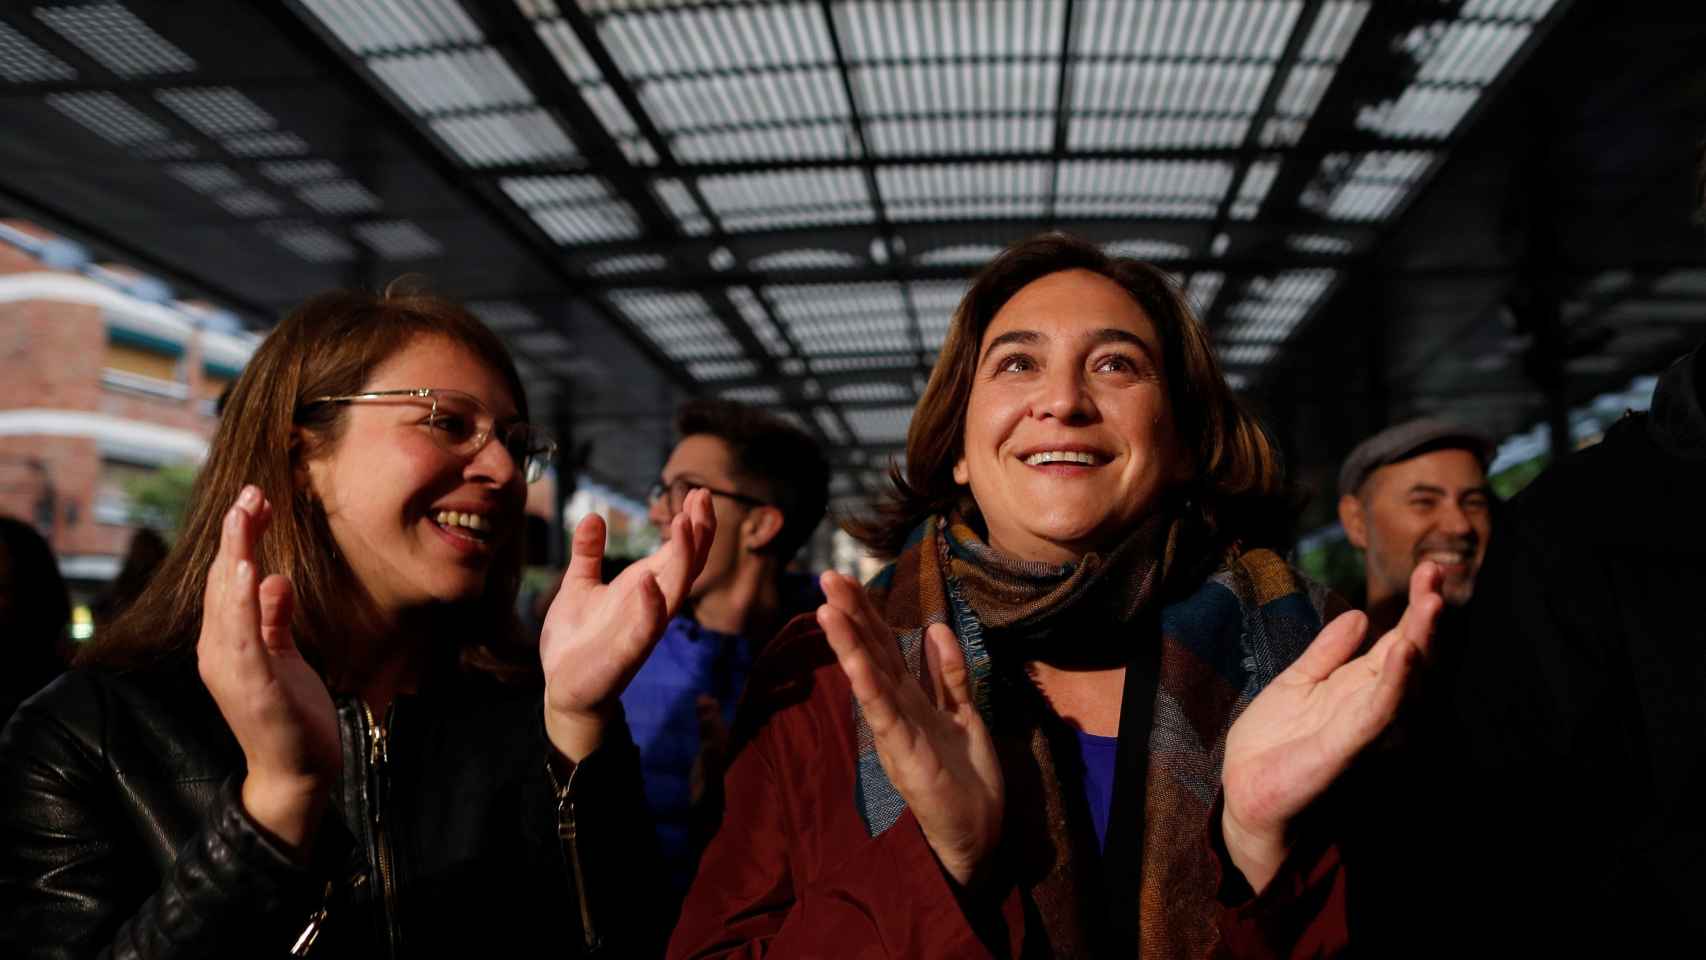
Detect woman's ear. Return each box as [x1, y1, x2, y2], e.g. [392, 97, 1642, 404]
[290, 427, 316, 496]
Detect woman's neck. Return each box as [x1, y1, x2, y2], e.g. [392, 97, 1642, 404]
[1026, 660, 1125, 737]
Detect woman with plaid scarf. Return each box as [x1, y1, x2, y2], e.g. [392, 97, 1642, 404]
[671, 234, 1443, 958]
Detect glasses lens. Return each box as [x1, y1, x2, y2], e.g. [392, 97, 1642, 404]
[429, 392, 486, 453]
[504, 424, 555, 484]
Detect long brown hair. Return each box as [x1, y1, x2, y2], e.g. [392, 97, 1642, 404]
[848, 232, 1287, 558]
[81, 287, 534, 685]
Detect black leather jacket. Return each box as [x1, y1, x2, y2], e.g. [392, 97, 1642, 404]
[0, 657, 664, 958]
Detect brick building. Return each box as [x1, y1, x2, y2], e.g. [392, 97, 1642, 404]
[0, 220, 258, 598]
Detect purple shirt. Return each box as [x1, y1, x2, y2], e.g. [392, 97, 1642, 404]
[1075, 729, 1119, 852]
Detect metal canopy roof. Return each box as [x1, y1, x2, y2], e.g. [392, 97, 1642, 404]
[10, 0, 1685, 520]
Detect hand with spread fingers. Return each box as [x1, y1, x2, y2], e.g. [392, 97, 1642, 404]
[817, 571, 1004, 890]
[195, 484, 339, 857]
[1221, 561, 1446, 893]
[541, 487, 717, 763]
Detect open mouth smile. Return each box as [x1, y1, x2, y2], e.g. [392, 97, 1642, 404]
[1019, 448, 1111, 467]
[431, 509, 497, 549]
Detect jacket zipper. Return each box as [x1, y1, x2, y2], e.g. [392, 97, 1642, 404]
[365, 701, 401, 958]
[554, 760, 601, 953]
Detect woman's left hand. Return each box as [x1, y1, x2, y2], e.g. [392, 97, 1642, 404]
[1220, 562, 1444, 893]
[539, 489, 715, 763]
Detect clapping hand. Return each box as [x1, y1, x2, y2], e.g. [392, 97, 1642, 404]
[1221, 562, 1445, 892]
[540, 488, 715, 762]
[197, 484, 338, 857]
[818, 571, 1004, 889]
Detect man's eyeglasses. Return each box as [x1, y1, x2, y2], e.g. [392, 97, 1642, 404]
[647, 476, 770, 514]
[303, 388, 557, 484]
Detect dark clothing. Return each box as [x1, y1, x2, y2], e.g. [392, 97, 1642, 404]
[668, 624, 1350, 960]
[0, 657, 663, 959]
[619, 573, 823, 895]
[1432, 345, 1706, 951]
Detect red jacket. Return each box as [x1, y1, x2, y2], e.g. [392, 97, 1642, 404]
[670, 625, 1349, 958]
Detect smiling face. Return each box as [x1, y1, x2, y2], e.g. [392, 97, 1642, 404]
[1342, 448, 1491, 607]
[303, 335, 526, 618]
[951, 269, 1183, 564]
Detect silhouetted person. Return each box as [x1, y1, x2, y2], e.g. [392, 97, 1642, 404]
[0, 516, 71, 723]
[90, 527, 169, 634]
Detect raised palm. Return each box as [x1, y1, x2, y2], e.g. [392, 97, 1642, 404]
[818, 571, 1004, 888]
[540, 488, 715, 721]
[1221, 562, 1444, 889]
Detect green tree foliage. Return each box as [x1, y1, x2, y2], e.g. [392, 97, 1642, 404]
[123, 463, 198, 538]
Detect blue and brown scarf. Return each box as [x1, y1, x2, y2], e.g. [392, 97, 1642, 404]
[855, 512, 1336, 958]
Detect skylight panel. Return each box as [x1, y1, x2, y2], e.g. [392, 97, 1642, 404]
[672, 124, 852, 163]
[261, 222, 357, 263]
[812, 408, 847, 445]
[1287, 233, 1357, 255]
[1459, 0, 1561, 20]
[430, 109, 579, 166]
[835, 2, 1064, 157]
[587, 252, 669, 276]
[607, 289, 741, 362]
[916, 243, 1005, 267]
[1230, 156, 1280, 220]
[46, 92, 169, 146]
[297, 180, 383, 215]
[641, 68, 848, 133]
[352, 220, 443, 259]
[1356, 84, 1480, 140]
[767, 282, 912, 355]
[1105, 238, 1192, 260]
[512, 330, 574, 356]
[1298, 1, 1371, 61]
[165, 162, 243, 194]
[725, 286, 793, 357]
[698, 169, 873, 233]
[597, 3, 834, 78]
[843, 406, 915, 444]
[1218, 269, 1338, 343]
[1187, 271, 1225, 316]
[0, 21, 77, 82]
[688, 359, 760, 381]
[651, 178, 713, 235]
[1411, 21, 1531, 85]
[526, 205, 643, 244]
[718, 385, 784, 405]
[500, 174, 613, 206]
[258, 160, 345, 185]
[750, 249, 864, 271]
[1218, 344, 1277, 366]
[296, 0, 483, 55]
[1074, 0, 1302, 61]
[837, 1, 1065, 61]
[35, 2, 195, 77]
[154, 87, 277, 136]
[877, 163, 1050, 221]
[214, 189, 283, 218]
[533, 19, 600, 83]
[366, 48, 534, 115]
[866, 116, 1053, 155]
[221, 133, 311, 157]
[831, 381, 913, 404]
[468, 300, 541, 332]
[1055, 159, 1235, 218]
[1301, 151, 1436, 222]
[910, 279, 967, 349]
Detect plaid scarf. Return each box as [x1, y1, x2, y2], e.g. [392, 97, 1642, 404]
[854, 514, 1332, 958]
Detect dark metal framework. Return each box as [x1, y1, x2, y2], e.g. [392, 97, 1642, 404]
[0, 0, 1592, 506]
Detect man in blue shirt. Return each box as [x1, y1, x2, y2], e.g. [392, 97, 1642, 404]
[620, 399, 829, 899]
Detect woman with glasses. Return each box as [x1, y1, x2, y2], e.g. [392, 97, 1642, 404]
[0, 287, 715, 958]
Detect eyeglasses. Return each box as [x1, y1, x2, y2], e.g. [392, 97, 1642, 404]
[303, 388, 557, 484]
[647, 476, 770, 514]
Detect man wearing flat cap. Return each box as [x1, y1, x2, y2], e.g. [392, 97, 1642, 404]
[1336, 418, 1494, 637]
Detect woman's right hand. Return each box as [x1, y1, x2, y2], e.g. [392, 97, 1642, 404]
[196, 484, 339, 857]
[818, 572, 1004, 889]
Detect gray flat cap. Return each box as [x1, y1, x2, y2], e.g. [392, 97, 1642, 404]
[1337, 418, 1494, 497]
